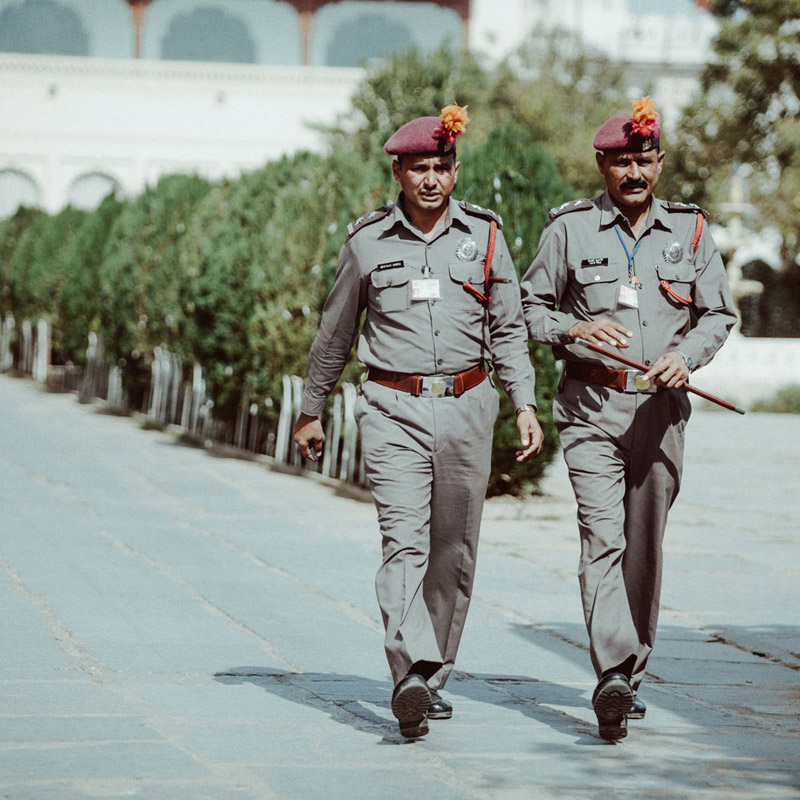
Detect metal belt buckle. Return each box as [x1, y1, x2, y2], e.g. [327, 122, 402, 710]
[624, 369, 656, 393]
[421, 375, 454, 397]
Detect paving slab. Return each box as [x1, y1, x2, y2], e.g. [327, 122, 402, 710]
[1, 374, 799, 799]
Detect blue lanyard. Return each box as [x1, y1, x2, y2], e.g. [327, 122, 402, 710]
[614, 224, 642, 286]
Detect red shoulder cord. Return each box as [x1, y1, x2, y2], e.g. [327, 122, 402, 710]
[659, 211, 702, 306]
[463, 220, 503, 305]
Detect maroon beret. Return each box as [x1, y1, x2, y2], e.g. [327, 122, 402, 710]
[384, 116, 456, 156]
[593, 111, 661, 153]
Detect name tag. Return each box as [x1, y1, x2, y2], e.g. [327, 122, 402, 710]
[619, 284, 639, 308]
[412, 279, 441, 300]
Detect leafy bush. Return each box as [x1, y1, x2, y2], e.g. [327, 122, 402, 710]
[97, 174, 212, 408]
[751, 385, 800, 414]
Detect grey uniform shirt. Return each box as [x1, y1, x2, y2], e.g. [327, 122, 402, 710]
[521, 191, 737, 370]
[301, 196, 537, 416]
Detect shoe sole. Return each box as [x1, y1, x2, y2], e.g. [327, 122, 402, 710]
[391, 683, 431, 738]
[427, 708, 452, 720]
[593, 678, 634, 741]
[598, 717, 628, 741]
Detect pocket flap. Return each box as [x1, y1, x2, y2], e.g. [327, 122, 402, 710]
[656, 262, 694, 283]
[574, 263, 620, 285]
[448, 261, 484, 284]
[370, 266, 412, 288]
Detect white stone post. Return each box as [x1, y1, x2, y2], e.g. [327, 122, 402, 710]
[274, 375, 293, 465]
[1, 314, 15, 372]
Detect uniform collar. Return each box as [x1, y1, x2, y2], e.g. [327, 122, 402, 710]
[383, 195, 470, 240]
[598, 190, 671, 234]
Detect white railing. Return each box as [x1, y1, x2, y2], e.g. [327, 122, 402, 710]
[0, 314, 365, 487]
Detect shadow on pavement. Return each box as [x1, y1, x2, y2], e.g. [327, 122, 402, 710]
[212, 667, 598, 745]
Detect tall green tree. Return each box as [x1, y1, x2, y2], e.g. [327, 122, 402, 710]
[489, 28, 630, 199]
[664, 0, 800, 334]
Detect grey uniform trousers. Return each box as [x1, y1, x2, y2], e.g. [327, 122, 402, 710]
[354, 377, 499, 690]
[554, 379, 691, 690]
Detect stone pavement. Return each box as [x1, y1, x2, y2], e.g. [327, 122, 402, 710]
[1, 373, 798, 799]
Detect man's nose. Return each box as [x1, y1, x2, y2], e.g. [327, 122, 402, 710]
[626, 162, 642, 179]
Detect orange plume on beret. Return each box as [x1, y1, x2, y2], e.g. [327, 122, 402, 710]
[434, 104, 469, 144]
[630, 96, 659, 138]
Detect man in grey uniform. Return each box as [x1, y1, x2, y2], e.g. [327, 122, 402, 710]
[521, 98, 737, 741]
[294, 107, 543, 738]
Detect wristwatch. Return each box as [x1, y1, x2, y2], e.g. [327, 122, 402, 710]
[676, 349, 694, 371]
[516, 404, 536, 416]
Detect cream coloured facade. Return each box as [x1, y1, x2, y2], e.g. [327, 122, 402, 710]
[0, 0, 719, 218]
[0, 53, 362, 215]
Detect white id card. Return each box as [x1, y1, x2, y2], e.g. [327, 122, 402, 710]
[618, 284, 639, 308]
[412, 278, 441, 300]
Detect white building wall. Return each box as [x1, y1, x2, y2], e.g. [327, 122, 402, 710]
[0, 53, 363, 214]
[470, 0, 719, 128]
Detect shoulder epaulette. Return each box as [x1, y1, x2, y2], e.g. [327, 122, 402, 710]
[662, 200, 709, 219]
[346, 205, 393, 238]
[548, 198, 594, 221]
[459, 201, 503, 229]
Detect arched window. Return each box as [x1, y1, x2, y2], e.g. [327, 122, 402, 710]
[325, 14, 413, 67]
[0, 0, 90, 56]
[161, 7, 256, 64]
[0, 169, 41, 219]
[67, 172, 120, 212]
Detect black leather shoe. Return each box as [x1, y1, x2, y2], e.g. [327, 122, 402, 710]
[391, 674, 431, 738]
[592, 672, 634, 741]
[627, 694, 646, 720]
[428, 690, 453, 720]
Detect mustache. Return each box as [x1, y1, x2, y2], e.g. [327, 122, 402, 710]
[620, 179, 648, 191]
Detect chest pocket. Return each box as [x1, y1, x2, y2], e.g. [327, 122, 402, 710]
[572, 262, 620, 314]
[448, 261, 485, 287]
[656, 262, 695, 306]
[369, 266, 413, 313]
[656, 262, 694, 284]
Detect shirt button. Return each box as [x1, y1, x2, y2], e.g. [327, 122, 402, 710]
[642, 320, 648, 326]
[431, 300, 437, 305]
[645, 360, 651, 366]
[386, 278, 392, 286]
[434, 329, 440, 336]
[437, 358, 443, 365]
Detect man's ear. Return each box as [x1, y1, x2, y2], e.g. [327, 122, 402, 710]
[391, 158, 401, 183]
[595, 151, 606, 176]
[657, 149, 666, 174]
[453, 160, 460, 184]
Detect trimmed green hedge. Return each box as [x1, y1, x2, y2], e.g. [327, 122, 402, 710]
[0, 43, 582, 494]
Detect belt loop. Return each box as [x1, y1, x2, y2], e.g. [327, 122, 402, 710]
[454, 374, 464, 396]
[411, 376, 423, 396]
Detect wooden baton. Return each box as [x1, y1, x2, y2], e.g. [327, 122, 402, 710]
[574, 338, 746, 415]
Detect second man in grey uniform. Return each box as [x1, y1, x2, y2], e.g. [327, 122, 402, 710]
[521, 98, 737, 741]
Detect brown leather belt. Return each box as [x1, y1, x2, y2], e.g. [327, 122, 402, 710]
[565, 361, 657, 394]
[368, 362, 487, 397]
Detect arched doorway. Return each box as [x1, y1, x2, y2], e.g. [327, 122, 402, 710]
[0, 169, 41, 219]
[67, 172, 121, 212]
[325, 13, 414, 67]
[160, 7, 257, 64]
[0, 0, 90, 56]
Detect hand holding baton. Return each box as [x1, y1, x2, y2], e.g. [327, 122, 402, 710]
[574, 338, 745, 415]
